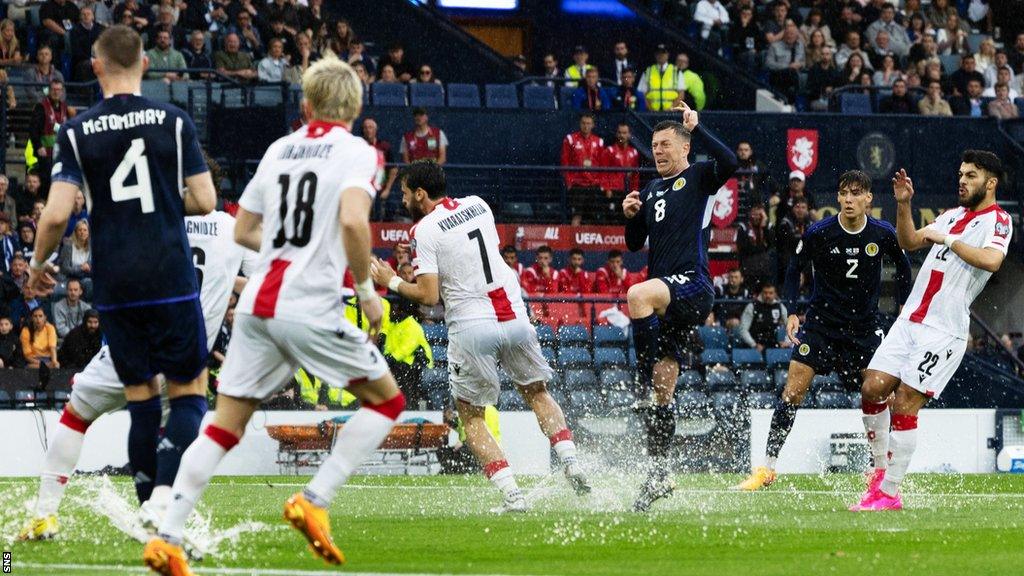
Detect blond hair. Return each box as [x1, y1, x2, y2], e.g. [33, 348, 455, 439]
[302, 57, 362, 123]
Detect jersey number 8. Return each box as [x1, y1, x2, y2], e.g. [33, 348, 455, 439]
[654, 198, 666, 222]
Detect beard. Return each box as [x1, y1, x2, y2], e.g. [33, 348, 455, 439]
[408, 203, 426, 222]
[958, 183, 987, 209]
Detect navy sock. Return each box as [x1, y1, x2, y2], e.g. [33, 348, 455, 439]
[766, 402, 799, 460]
[646, 404, 676, 460]
[631, 314, 661, 400]
[126, 397, 163, 504]
[155, 395, 208, 489]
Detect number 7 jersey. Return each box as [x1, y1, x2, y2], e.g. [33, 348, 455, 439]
[235, 120, 378, 331]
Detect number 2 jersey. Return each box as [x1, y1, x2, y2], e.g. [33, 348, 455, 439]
[411, 195, 528, 331]
[898, 204, 1013, 338]
[51, 94, 208, 310]
[235, 120, 378, 331]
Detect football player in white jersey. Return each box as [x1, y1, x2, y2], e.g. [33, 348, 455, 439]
[370, 160, 590, 513]
[145, 59, 404, 576]
[852, 150, 1013, 511]
[18, 158, 256, 543]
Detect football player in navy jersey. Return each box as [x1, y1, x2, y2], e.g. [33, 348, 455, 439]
[622, 101, 738, 511]
[28, 25, 216, 525]
[732, 170, 912, 492]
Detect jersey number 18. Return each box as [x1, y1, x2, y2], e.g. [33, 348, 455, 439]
[274, 173, 317, 248]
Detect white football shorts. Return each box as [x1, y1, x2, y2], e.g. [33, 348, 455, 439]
[866, 319, 967, 399]
[68, 346, 127, 421]
[447, 318, 554, 407]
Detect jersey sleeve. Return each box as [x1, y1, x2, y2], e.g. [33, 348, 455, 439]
[412, 226, 438, 276]
[982, 211, 1013, 255]
[50, 125, 83, 188]
[179, 113, 207, 178]
[339, 144, 378, 200]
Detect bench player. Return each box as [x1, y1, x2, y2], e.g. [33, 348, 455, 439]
[622, 102, 738, 511]
[852, 151, 1012, 511]
[144, 59, 405, 575]
[370, 160, 590, 513]
[27, 25, 217, 524]
[731, 170, 911, 491]
[19, 157, 255, 542]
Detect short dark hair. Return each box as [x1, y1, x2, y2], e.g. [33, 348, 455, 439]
[792, 197, 809, 207]
[412, 106, 427, 116]
[580, 111, 595, 121]
[95, 25, 143, 70]
[882, 2, 896, 10]
[617, 121, 630, 129]
[400, 160, 446, 199]
[727, 267, 742, 275]
[83, 309, 100, 321]
[66, 278, 82, 289]
[838, 170, 872, 192]
[607, 249, 623, 259]
[569, 247, 584, 257]
[536, 245, 553, 255]
[652, 120, 690, 141]
[760, 282, 777, 292]
[961, 149, 1003, 183]
[501, 245, 516, 255]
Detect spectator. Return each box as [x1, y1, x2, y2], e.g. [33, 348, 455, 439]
[150, 5, 185, 49]
[774, 170, 817, 222]
[867, 31, 897, 70]
[8, 254, 28, 294]
[413, 64, 442, 86]
[263, 17, 297, 62]
[1010, 34, 1024, 75]
[53, 277, 90, 338]
[873, 54, 902, 86]
[383, 299, 433, 407]
[362, 117, 398, 214]
[560, 112, 604, 225]
[229, 10, 263, 57]
[737, 283, 789, 352]
[29, 79, 72, 180]
[799, 8, 833, 48]
[949, 78, 986, 116]
[385, 243, 411, 271]
[987, 83, 1020, 119]
[58, 219, 91, 294]
[564, 45, 593, 87]
[26, 45, 64, 103]
[0, 19, 23, 66]
[401, 107, 448, 165]
[807, 46, 842, 110]
[713, 268, 750, 329]
[215, 33, 257, 83]
[502, 245, 524, 276]
[379, 43, 413, 83]
[594, 249, 631, 296]
[146, 30, 187, 81]
[926, 0, 960, 31]
[64, 189, 87, 238]
[736, 205, 773, 288]
[352, 61, 371, 90]
[902, 0, 926, 22]
[571, 67, 611, 111]
[20, 307, 58, 368]
[951, 55, 986, 96]
[735, 140, 773, 201]
[609, 41, 634, 85]
[39, 0, 80, 57]
[58, 308, 101, 369]
[694, 0, 730, 53]
[344, 38, 373, 78]
[879, 78, 916, 113]
[841, 53, 869, 86]
[602, 122, 641, 207]
[638, 44, 677, 111]
[836, 31, 871, 70]
[0, 219, 17, 274]
[936, 14, 969, 56]
[542, 53, 560, 87]
[0, 176, 17, 232]
[906, 13, 932, 45]
[376, 64, 398, 84]
[300, 0, 325, 37]
[265, 0, 300, 35]
[520, 245, 559, 294]
[14, 172, 44, 220]
[765, 21, 805, 101]
[967, 0, 992, 33]
[762, 2, 789, 46]
[729, 5, 762, 69]
[113, 0, 152, 36]
[831, 5, 863, 50]
[805, 29, 831, 68]
[983, 66, 1020, 99]
[675, 53, 707, 110]
[0, 316, 24, 368]
[510, 54, 527, 80]
[774, 196, 812, 281]
[558, 248, 592, 294]
[984, 51, 1014, 88]
[257, 38, 289, 82]
[975, 37, 997, 74]
[610, 67, 646, 111]
[326, 19, 353, 56]
[866, 3, 911, 57]
[183, 30, 213, 73]
[69, 6, 102, 81]
[18, 222, 36, 261]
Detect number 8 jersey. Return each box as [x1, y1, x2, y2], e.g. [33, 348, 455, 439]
[235, 120, 378, 330]
[51, 94, 208, 309]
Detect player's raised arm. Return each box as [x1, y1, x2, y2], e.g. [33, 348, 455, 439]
[884, 230, 913, 308]
[892, 169, 930, 251]
[623, 191, 648, 251]
[672, 101, 738, 193]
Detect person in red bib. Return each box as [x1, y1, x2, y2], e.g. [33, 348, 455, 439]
[602, 122, 641, 223]
[520, 245, 559, 294]
[561, 112, 604, 225]
[30, 79, 74, 185]
[558, 248, 592, 293]
[401, 107, 448, 165]
[593, 249, 632, 295]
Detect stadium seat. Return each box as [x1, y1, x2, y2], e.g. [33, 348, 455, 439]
[765, 348, 792, 368]
[218, 85, 247, 108]
[701, 348, 729, 366]
[676, 390, 711, 415]
[423, 324, 448, 345]
[839, 92, 872, 115]
[541, 346, 556, 364]
[815, 391, 851, 409]
[557, 347, 592, 368]
[446, 83, 481, 107]
[706, 370, 738, 391]
[740, 369, 773, 391]
[593, 325, 628, 347]
[548, 389, 567, 407]
[605, 389, 635, 410]
[421, 367, 448, 390]
[939, 54, 961, 74]
[484, 84, 519, 108]
[426, 388, 450, 410]
[535, 324, 556, 344]
[848, 392, 862, 407]
[522, 85, 556, 110]
[409, 83, 445, 107]
[594, 347, 627, 368]
[600, 368, 631, 390]
[698, 326, 729, 350]
[711, 391, 743, 414]
[774, 368, 789, 391]
[812, 373, 843, 392]
[0, 390, 10, 409]
[501, 202, 534, 221]
[558, 86, 575, 109]
[141, 79, 170, 102]
[746, 392, 777, 409]
[776, 326, 787, 344]
[557, 324, 590, 345]
[967, 33, 986, 54]
[732, 348, 763, 367]
[431, 345, 448, 365]
[371, 83, 408, 106]
[676, 369, 703, 390]
[534, 202, 564, 222]
[498, 389, 528, 410]
[563, 369, 598, 390]
[569, 389, 604, 415]
[547, 302, 590, 326]
[14, 390, 36, 409]
[252, 86, 285, 106]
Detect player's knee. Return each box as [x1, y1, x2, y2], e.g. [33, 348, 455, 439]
[626, 284, 646, 308]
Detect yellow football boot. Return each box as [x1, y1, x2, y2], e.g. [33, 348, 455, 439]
[730, 466, 778, 491]
[283, 492, 345, 565]
[17, 515, 59, 541]
[143, 537, 193, 576]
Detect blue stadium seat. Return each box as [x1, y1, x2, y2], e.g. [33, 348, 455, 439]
[423, 324, 448, 345]
[698, 326, 729, 350]
[967, 33, 986, 54]
[732, 348, 763, 367]
[447, 83, 481, 107]
[676, 369, 703, 390]
[939, 54, 961, 74]
[557, 324, 590, 346]
[815, 391, 851, 409]
[701, 348, 729, 366]
[534, 202, 564, 222]
[409, 82, 444, 107]
[371, 83, 408, 106]
[712, 391, 743, 413]
[1015, 97, 1024, 118]
[541, 346, 556, 364]
[812, 373, 843, 392]
[485, 84, 519, 108]
[605, 389, 635, 410]
[848, 392, 862, 408]
[53, 389, 69, 407]
[570, 390, 604, 414]
[498, 389, 528, 410]
[548, 389, 567, 407]
[839, 92, 872, 115]
[765, 348, 792, 368]
[502, 202, 534, 221]
[774, 368, 789, 391]
[558, 347, 592, 368]
[747, 392, 777, 409]
[676, 390, 711, 415]
[141, 80, 170, 102]
[564, 369, 598, 389]
[522, 85, 556, 110]
[593, 325, 628, 346]
[421, 367, 448, 390]
[253, 86, 285, 106]
[594, 347, 627, 368]
[740, 369, 773, 391]
[431, 345, 448, 365]
[776, 326, 787, 344]
[14, 390, 36, 409]
[600, 368, 631, 390]
[536, 324, 556, 344]
[558, 86, 575, 109]
[706, 370, 738, 390]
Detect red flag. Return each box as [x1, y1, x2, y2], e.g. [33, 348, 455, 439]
[711, 178, 739, 228]
[787, 129, 819, 176]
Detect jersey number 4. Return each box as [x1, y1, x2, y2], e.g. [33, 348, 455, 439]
[274, 173, 317, 248]
[110, 138, 155, 214]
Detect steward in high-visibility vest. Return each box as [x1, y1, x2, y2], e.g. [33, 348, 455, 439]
[384, 315, 433, 369]
[296, 367, 357, 409]
[344, 294, 392, 338]
[639, 44, 678, 111]
[564, 45, 593, 88]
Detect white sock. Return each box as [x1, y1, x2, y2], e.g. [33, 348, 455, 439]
[159, 424, 238, 543]
[305, 404, 400, 508]
[764, 456, 778, 470]
[36, 419, 87, 517]
[879, 414, 918, 496]
[861, 401, 890, 471]
[485, 461, 522, 501]
[148, 485, 172, 509]
[550, 429, 579, 470]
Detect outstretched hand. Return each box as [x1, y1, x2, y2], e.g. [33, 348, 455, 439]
[672, 99, 698, 132]
[892, 168, 914, 204]
[622, 190, 643, 219]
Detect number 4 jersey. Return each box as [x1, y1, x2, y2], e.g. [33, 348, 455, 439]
[51, 94, 208, 309]
[235, 120, 378, 330]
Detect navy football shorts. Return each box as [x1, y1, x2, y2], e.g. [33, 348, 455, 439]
[99, 296, 209, 385]
[655, 275, 714, 363]
[792, 319, 886, 389]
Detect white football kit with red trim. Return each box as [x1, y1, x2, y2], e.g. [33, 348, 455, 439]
[868, 204, 1013, 397]
[412, 195, 552, 405]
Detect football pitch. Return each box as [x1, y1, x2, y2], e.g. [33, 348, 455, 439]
[3, 473, 1024, 576]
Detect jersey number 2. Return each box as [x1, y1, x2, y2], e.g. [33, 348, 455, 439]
[110, 138, 155, 214]
[274, 173, 317, 248]
[846, 259, 859, 279]
[468, 228, 493, 284]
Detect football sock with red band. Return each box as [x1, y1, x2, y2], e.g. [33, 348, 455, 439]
[160, 424, 241, 543]
[880, 413, 918, 495]
[861, 400, 891, 471]
[36, 410, 90, 516]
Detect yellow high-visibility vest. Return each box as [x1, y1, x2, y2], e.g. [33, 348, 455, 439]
[456, 405, 502, 444]
[565, 64, 594, 88]
[296, 368, 357, 408]
[383, 316, 433, 367]
[644, 64, 678, 111]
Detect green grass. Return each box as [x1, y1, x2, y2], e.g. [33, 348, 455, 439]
[4, 473, 1024, 575]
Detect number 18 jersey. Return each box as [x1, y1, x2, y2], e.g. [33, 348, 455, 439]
[235, 120, 378, 331]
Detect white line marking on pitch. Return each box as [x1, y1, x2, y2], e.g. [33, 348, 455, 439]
[15, 562, 531, 576]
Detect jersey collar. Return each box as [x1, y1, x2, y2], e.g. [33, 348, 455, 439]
[961, 203, 1000, 218]
[837, 215, 867, 235]
[306, 120, 350, 138]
